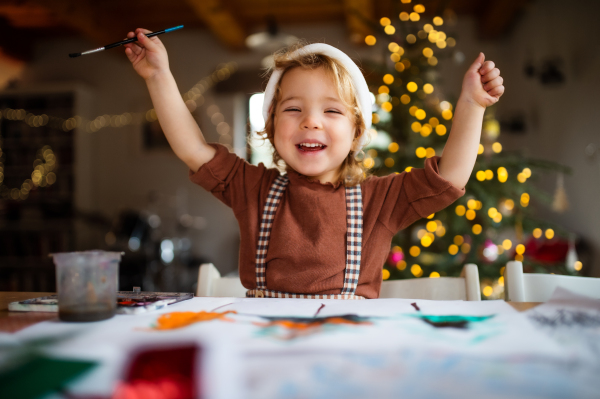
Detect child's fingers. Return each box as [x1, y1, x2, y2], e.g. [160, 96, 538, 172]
[135, 28, 162, 45]
[124, 47, 137, 63]
[126, 43, 143, 56]
[126, 31, 144, 49]
[484, 76, 504, 91]
[467, 52, 485, 74]
[487, 85, 505, 98]
[136, 30, 160, 52]
[479, 60, 495, 75]
[481, 68, 500, 84]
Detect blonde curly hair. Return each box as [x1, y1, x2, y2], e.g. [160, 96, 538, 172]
[256, 43, 370, 187]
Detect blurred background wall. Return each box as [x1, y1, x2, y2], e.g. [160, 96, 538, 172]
[0, 0, 598, 293]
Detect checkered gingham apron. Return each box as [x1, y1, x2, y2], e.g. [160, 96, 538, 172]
[246, 174, 365, 300]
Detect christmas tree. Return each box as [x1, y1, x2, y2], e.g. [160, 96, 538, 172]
[361, 4, 574, 298]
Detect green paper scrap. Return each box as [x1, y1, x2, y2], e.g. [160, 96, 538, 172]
[0, 356, 97, 399]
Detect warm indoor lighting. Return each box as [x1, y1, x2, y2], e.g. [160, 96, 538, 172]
[410, 246, 421, 257]
[441, 109, 453, 120]
[449, 245, 459, 255]
[382, 269, 390, 280]
[411, 264, 423, 277]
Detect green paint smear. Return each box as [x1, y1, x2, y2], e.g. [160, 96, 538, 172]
[412, 314, 495, 329]
[416, 315, 494, 323]
[0, 355, 97, 399]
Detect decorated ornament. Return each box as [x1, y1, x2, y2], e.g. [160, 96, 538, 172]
[482, 118, 501, 141]
[481, 239, 499, 262]
[565, 235, 579, 272]
[388, 249, 404, 265]
[552, 173, 569, 213]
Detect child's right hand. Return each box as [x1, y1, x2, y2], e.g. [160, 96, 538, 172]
[124, 28, 169, 81]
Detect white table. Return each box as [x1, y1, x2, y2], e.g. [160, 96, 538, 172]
[3, 293, 600, 399]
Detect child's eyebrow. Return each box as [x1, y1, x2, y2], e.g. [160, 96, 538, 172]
[280, 96, 343, 105]
[280, 96, 300, 105]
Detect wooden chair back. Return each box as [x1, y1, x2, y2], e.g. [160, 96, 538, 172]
[197, 263, 481, 300]
[505, 260, 600, 302]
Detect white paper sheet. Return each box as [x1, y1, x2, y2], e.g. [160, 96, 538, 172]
[525, 287, 600, 364]
[7, 295, 600, 399]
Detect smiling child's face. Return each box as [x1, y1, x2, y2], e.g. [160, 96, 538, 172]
[273, 67, 356, 184]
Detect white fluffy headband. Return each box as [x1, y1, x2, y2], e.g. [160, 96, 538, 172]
[262, 43, 372, 150]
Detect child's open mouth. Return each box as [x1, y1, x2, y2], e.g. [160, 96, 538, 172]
[296, 143, 327, 152]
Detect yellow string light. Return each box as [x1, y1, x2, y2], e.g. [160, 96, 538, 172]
[0, 64, 237, 200]
[0, 63, 236, 135]
[411, 264, 423, 277]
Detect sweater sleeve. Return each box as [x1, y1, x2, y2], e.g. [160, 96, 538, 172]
[188, 143, 271, 213]
[366, 156, 465, 233]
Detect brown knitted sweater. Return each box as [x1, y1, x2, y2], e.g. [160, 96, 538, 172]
[190, 144, 464, 298]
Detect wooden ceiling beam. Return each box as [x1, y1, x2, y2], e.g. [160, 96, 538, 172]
[184, 0, 246, 50]
[478, 0, 529, 39]
[343, 0, 375, 45]
[0, 0, 113, 45]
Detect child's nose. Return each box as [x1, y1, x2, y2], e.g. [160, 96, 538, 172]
[301, 113, 323, 130]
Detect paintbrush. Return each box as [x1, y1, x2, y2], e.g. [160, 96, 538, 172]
[69, 25, 183, 58]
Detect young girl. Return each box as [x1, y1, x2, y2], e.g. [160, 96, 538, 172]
[125, 29, 504, 299]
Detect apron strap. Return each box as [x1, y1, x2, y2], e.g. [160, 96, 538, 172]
[255, 175, 289, 291]
[341, 185, 363, 295]
[252, 175, 364, 298]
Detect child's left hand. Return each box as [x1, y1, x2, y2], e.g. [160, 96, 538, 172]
[460, 53, 504, 108]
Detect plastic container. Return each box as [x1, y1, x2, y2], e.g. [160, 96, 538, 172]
[52, 251, 122, 322]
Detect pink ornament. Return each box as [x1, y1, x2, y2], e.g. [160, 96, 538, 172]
[389, 251, 404, 264]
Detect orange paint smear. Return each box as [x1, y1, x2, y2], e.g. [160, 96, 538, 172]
[256, 317, 372, 330]
[155, 311, 237, 330]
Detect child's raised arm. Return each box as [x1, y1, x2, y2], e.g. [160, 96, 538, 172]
[124, 28, 216, 172]
[438, 53, 504, 189]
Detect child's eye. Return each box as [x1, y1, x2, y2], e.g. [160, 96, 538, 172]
[284, 107, 300, 112]
[326, 109, 343, 114]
